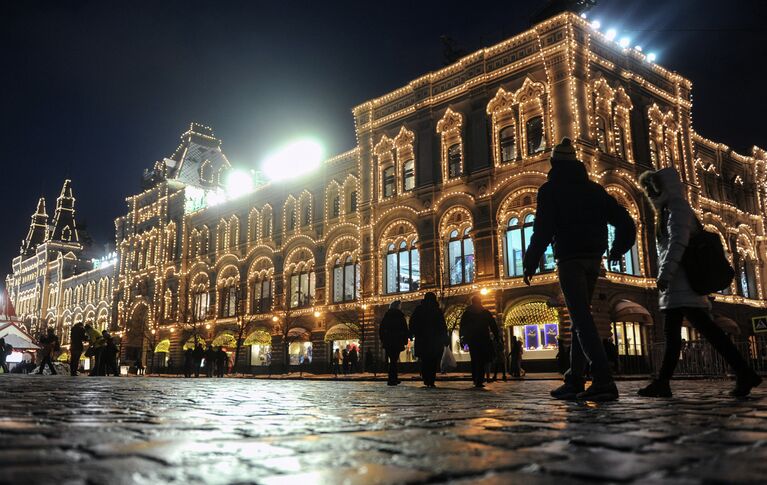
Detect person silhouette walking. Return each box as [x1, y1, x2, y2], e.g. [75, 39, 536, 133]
[523, 138, 635, 401]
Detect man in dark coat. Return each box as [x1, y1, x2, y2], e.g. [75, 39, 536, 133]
[204, 345, 216, 377]
[409, 292, 448, 388]
[183, 348, 194, 378]
[192, 342, 204, 377]
[523, 138, 636, 402]
[379, 300, 409, 386]
[69, 322, 87, 376]
[460, 295, 500, 388]
[348, 346, 359, 373]
[216, 347, 228, 377]
[101, 334, 120, 376]
[36, 328, 59, 375]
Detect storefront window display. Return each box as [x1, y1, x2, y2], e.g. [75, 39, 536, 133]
[504, 301, 559, 360]
[289, 341, 313, 365]
[612, 321, 645, 356]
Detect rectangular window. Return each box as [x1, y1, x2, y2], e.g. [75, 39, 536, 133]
[448, 144, 461, 178]
[463, 237, 475, 284]
[507, 227, 523, 277]
[299, 272, 309, 307]
[383, 166, 395, 198]
[526, 116, 545, 155]
[398, 249, 411, 292]
[386, 253, 398, 294]
[403, 160, 415, 191]
[290, 274, 299, 308]
[333, 266, 344, 303]
[448, 238, 463, 285]
[344, 263, 355, 301]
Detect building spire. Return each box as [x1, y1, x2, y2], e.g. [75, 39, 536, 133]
[20, 197, 49, 257]
[50, 179, 79, 244]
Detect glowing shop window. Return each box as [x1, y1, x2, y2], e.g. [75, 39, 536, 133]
[399, 338, 417, 363]
[612, 321, 644, 356]
[512, 323, 559, 351]
[449, 330, 471, 362]
[288, 341, 313, 366]
[249, 344, 271, 366]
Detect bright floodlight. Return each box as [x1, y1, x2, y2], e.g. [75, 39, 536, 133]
[619, 37, 631, 48]
[591, 20, 601, 29]
[635, 45, 643, 52]
[225, 169, 254, 199]
[647, 52, 657, 62]
[580, 13, 588, 19]
[606, 28, 617, 40]
[262, 139, 324, 182]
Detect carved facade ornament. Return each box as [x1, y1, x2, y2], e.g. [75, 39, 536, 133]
[515, 77, 546, 105]
[486, 87, 516, 116]
[436, 108, 463, 135]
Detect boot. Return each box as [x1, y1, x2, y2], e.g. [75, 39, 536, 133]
[729, 372, 762, 397]
[637, 379, 672, 398]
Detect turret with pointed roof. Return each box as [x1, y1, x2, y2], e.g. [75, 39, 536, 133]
[50, 179, 79, 244]
[20, 197, 49, 257]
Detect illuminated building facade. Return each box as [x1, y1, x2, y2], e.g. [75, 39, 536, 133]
[8, 12, 767, 372]
[6, 180, 117, 358]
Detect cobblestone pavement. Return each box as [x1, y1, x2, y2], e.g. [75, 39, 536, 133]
[0, 375, 765, 484]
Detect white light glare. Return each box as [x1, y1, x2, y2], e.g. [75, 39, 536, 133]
[580, 13, 588, 19]
[590, 20, 601, 29]
[619, 37, 630, 48]
[634, 45, 643, 52]
[225, 169, 254, 199]
[262, 139, 324, 182]
[605, 28, 617, 40]
[647, 52, 657, 62]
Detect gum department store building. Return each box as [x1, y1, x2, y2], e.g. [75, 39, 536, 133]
[6, 12, 767, 373]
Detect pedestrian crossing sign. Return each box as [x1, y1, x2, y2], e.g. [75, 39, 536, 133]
[753, 316, 767, 333]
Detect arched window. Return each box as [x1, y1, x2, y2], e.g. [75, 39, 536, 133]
[349, 191, 358, 213]
[403, 159, 415, 192]
[447, 144, 462, 178]
[596, 116, 608, 152]
[447, 228, 475, 286]
[385, 241, 420, 294]
[302, 206, 311, 226]
[193, 290, 209, 321]
[505, 214, 555, 277]
[251, 277, 272, 314]
[332, 195, 340, 218]
[164, 288, 173, 320]
[219, 284, 238, 317]
[383, 166, 395, 198]
[333, 256, 359, 303]
[288, 211, 296, 231]
[289, 268, 315, 309]
[200, 162, 213, 183]
[526, 116, 545, 155]
[500, 126, 517, 163]
[605, 224, 639, 275]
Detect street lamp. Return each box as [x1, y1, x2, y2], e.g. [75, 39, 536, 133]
[480, 288, 489, 296]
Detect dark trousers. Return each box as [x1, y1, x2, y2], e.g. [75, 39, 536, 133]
[103, 355, 119, 376]
[89, 348, 103, 376]
[558, 258, 612, 385]
[70, 348, 83, 376]
[469, 348, 486, 386]
[420, 355, 439, 386]
[37, 355, 56, 374]
[194, 359, 202, 377]
[658, 307, 751, 381]
[1, 361, 8, 373]
[385, 350, 400, 384]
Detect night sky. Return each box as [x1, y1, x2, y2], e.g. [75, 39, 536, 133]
[2, 0, 765, 275]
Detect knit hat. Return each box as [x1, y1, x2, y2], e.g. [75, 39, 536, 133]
[551, 137, 578, 162]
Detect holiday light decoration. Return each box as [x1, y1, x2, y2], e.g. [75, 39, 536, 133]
[6, 12, 766, 370]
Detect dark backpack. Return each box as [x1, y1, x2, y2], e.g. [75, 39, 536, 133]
[681, 221, 735, 295]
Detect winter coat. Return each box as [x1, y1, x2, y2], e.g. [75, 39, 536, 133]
[379, 308, 409, 353]
[70, 324, 87, 352]
[408, 300, 448, 360]
[653, 167, 710, 310]
[86, 327, 105, 348]
[459, 306, 500, 359]
[523, 158, 636, 272]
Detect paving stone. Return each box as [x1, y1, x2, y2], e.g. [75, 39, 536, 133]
[0, 375, 764, 484]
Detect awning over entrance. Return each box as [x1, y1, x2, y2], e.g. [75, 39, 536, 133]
[244, 329, 272, 346]
[154, 339, 170, 353]
[445, 304, 467, 332]
[182, 334, 207, 350]
[613, 300, 653, 324]
[504, 301, 559, 327]
[714, 315, 740, 336]
[212, 331, 236, 348]
[286, 327, 310, 341]
[324, 323, 360, 342]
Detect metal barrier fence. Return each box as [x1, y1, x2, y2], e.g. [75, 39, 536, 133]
[622, 337, 767, 377]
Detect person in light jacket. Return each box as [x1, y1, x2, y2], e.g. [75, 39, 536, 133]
[638, 167, 761, 397]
